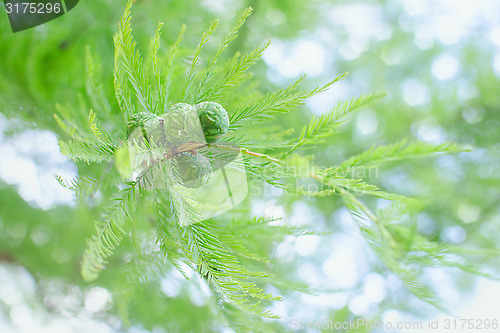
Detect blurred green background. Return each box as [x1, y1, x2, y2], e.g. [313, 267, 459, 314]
[1, 0, 500, 332]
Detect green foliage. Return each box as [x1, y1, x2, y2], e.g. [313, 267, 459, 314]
[115, 2, 154, 116]
[336, 140, 469, 172]
[206, 40, 271, 102]
[284, 91, 386, 157]
[230, 74, 347, 127]
[45, 0, 485, 331]
[81, 182, 138, 282]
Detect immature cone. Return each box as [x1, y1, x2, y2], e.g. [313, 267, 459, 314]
[167, 103, 205, 146]
[195, 101, 230, 143]
[126, 112, 165, 145]
[169, 102, 192, 115]
[174, 152, 213, 188]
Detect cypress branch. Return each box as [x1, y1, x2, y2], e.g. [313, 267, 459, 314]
[194, 7, 254, 103]
[85, 46, 111, 113]
[336, 140, 469, 172]
[115, 0, 154, 114]
[230, 72, 347, 127]
[50, 1, 482, 325]
[203, 40, 271, 102]
[164, 25, 186, 108]
[284, 91, 386, 157]
[151, 22, 165, 114]
[183, 20, 219, 103]
[81, 183, 138, 282]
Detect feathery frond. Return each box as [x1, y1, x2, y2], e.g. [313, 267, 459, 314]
[164, 25, 186, 108]
[115, 0, 154, 114]
[336, 140, 469, 172]
[85, 46, 111, 113]
[81, 182, 139, 281]
[231, 73, 347, 127]
[151, 22, 165, 114]
[193, 7, 254, 103]
[59, 140, 117, 163]
[284, 91, 386, 156]
[204, 41, 271, 102]
[183, 20, 219, 103]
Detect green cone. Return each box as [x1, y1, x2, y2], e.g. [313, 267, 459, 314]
[195, 101, 230, 143]
[126, 112, 166, 146]
[174, 152, 213, 188]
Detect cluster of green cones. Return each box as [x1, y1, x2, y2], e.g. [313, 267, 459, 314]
[126, 101, 231, 188]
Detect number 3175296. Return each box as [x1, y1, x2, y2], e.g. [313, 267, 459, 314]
[5, 2, 61, 14]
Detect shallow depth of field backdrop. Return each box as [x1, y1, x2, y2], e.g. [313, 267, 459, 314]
[1, 0, 500, 332]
